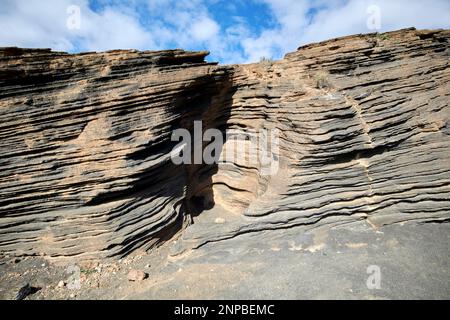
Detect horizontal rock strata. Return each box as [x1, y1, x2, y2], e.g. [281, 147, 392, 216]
[0, 28, 449, 259]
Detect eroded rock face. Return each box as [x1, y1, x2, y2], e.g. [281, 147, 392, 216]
[0, 28, 449, 260]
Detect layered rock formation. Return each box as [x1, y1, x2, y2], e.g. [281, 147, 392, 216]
[0, 28, 449, 260]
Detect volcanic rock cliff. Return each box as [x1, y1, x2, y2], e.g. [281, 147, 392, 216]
[0, 28, 449, 260]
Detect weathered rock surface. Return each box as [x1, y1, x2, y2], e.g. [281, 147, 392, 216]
[0, 28, 449, 260]
[127, 269, 148, 282]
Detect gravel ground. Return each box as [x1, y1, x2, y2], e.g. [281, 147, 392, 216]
[1, 220, 449, 300]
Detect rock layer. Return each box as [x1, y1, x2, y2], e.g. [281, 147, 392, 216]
[0, 28, 449, 259]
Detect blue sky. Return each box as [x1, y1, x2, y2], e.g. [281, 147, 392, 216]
[1, 0, 449, 64]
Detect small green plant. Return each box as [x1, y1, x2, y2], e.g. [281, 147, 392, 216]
[259, 56, 274, 66]
[377, 33, 390, 40]
[314, 71, 332, 89]
[80, 267, 95, 275]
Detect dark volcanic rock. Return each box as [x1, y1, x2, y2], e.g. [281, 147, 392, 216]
[0, 28, 449, 260]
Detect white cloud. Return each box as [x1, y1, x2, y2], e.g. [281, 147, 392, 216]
[145, 1, 220, 47]
[191, 17, 220, 41]
[241, 0, 450, 62]
[0, 0, 448, 63]
[79, 7, 156, 51]
[142, 0, 250, 64]
[0, 0, 157, 52]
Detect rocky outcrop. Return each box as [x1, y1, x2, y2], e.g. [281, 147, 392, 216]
[0, 28, 449, 260]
